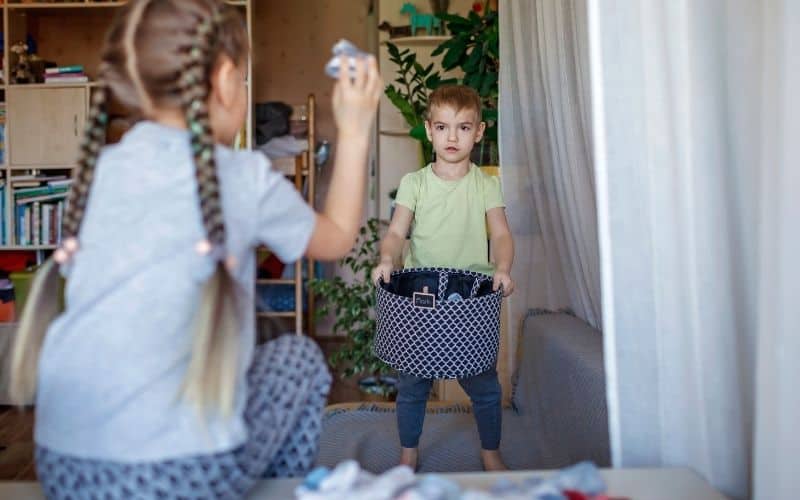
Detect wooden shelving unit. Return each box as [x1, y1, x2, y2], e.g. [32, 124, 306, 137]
[380, 35, 449, 46]
[254, 94, 316, 336]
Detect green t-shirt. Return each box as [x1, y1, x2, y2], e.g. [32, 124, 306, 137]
[395, 164, 505, 276]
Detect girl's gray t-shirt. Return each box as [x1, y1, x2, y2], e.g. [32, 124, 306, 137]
[34, 121, 315, 462]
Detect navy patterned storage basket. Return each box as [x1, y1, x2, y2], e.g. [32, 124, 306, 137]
[374, 267, 502, 379]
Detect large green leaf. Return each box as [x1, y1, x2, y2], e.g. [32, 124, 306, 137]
[464, 71, 482, 90]
[431, 38, 453, 57]
[442, 37, 468, 70]
[463, 47, 483, 73]
[438, 13, 472, 33]
[385, 86, 418, 127]
[425, 73, 441, 88]
[409, 123, 428, 142]
[483, 108, 498, 122]
[480, 71, 498, 97]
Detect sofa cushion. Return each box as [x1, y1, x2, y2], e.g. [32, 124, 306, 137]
[316, 403, 544, 473]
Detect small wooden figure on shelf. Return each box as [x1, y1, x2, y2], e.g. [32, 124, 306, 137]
[378, 21, 412, 39]
[400, 2, 442, 36]
[10, 42, 33, 85]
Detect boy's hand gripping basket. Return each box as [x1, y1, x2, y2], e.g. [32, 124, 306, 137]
[373, 267, 502, 379]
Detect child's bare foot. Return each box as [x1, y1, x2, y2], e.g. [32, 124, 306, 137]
[400, 447, 419, 471]
[480, 449, 508, 471]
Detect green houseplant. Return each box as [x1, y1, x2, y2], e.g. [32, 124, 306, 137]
[384, 42, 456, 167]
[309, 218, 397, 399]
[433, 1, 499, 165]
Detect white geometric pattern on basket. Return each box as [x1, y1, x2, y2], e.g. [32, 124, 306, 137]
[374, 267, 502, 379]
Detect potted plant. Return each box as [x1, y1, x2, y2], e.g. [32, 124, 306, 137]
[309, 218, 397, 401]
[433, 1, 499, 165]
[384, 42, 456, 167]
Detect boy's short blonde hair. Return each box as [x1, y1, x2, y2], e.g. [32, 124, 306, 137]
[426, 85, 482, 122]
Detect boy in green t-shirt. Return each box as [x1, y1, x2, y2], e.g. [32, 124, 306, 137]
[372, 85, 515, 471]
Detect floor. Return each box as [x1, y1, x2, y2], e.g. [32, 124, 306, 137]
[0, 337, 365, 481]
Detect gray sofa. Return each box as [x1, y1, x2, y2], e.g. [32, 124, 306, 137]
[316, 311, 610, 473]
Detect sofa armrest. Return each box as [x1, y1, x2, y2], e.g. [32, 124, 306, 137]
[511, 311, 610, 467]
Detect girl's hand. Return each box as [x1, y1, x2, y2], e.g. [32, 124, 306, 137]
[372, 261, 393, 285]
[493, 271, 515, 297]
[332, 55, 382, 139]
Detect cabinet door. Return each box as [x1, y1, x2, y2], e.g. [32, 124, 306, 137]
[8, 87, 88, 166]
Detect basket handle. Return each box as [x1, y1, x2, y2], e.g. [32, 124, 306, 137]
[437, 271, 449, 302]
[470, 276, 485, 298]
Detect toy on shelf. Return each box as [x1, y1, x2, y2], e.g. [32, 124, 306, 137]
[378, 21, 412, 39]
[400, 2, 442, 36]
[10, 42, 33, 85]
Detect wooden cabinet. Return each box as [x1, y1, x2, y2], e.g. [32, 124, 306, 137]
[7, 87, 87, 166]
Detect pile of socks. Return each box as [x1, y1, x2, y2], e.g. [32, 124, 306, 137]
[295, 460, 617, 500]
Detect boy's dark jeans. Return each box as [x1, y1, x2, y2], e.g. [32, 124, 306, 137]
[396, 367, 502, 450]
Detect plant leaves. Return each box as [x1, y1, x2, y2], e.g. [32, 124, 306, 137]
[481, 71, 498, 97]
[463, 47, 482, 73]
[385, 86, 419, 128]
[409, 123, 428, 142]
[442, 38, 467, 70]
[425, 73, 441, 89]
[431, 39, 450, 57]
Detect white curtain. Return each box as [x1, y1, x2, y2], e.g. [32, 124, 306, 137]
[499, 0, 602, 371]
[589, 0, 800, 498]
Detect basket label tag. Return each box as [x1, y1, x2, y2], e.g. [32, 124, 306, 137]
[413, 286, 436, 309]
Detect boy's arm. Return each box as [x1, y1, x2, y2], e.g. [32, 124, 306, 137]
[487, 207, 515, 296]
[372, 205, 414, 283]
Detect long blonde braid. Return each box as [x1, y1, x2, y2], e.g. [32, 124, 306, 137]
[177, 5, 241, 416]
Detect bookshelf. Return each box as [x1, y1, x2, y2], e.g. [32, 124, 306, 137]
[0, 0, 253, 256]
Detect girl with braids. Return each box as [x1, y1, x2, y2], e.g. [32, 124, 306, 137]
[8, 0, 381, 497]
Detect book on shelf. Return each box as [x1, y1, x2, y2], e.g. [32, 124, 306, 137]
[45, 65, 85, 75]
[16, 193, 68, 205]
[11, 174, 69, 183]
[32, 202, 41, 246]
[47, 179, 73, 188]
[44, 74, 89, 84]
[14, 185, 71, 201]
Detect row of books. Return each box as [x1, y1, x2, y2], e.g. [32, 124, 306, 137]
[16, 199, 67, 246]
[0, 175, 73, 246]
[44, 65, 88, 84]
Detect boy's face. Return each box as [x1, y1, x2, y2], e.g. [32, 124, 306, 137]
[425, 104, 486, 164]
